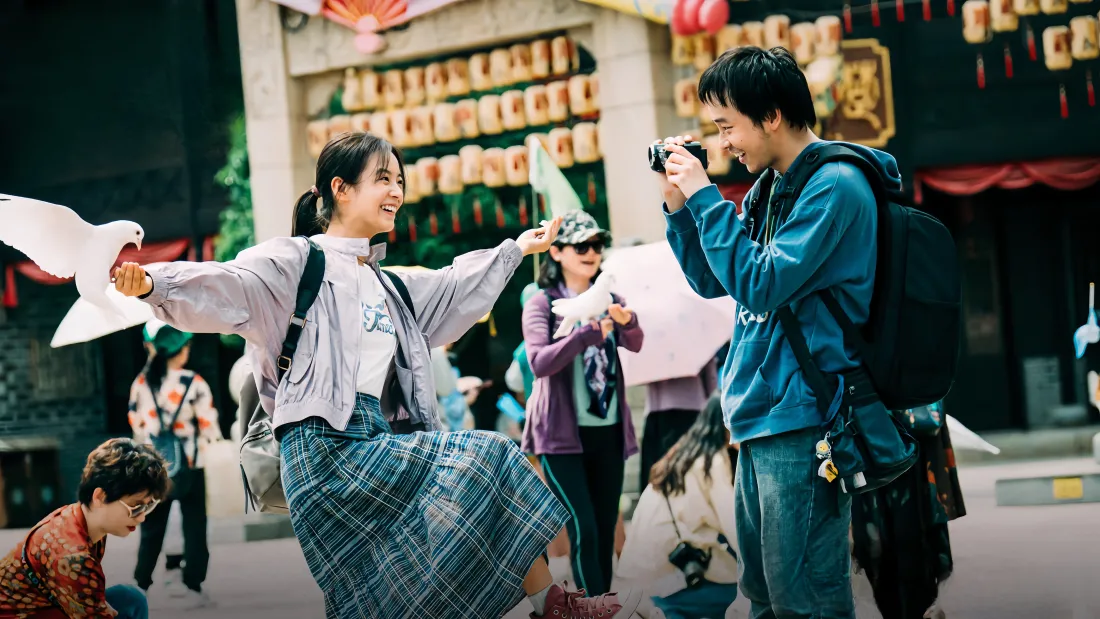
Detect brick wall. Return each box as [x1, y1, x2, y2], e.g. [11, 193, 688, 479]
[0, 280, 110, 508]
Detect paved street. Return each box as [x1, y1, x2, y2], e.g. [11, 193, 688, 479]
[3, 457, 1098, 618]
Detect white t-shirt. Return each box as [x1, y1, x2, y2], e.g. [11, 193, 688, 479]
[355, 266, 398, 397]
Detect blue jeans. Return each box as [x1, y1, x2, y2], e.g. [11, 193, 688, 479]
[735, 429, 855, 619]
[653, 580, 739, 619]
[105, 584, 148, 619]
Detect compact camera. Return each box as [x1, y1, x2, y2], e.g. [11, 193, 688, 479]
[668, 541, 712, 588]
[648, 141, 709, 173]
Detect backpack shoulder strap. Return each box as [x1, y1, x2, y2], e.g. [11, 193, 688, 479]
[276, 238, 325, 383]
[167, 373, 195, 428]
[773, 143, 888, 222]
[381, 269, 416, 321]
[775, 307, 836, 414]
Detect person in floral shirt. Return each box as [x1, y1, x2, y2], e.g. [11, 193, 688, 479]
[127, 321, 221, 609]
[0, 438, 170, 618]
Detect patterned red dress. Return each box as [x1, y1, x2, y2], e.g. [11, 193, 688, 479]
[0, 503, 115, 618]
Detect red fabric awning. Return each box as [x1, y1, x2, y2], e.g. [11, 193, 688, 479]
[2, 236, 216, 309]
[913, 157, 1100, 203]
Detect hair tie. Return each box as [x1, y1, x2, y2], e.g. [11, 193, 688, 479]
[310, 185, 320, 196]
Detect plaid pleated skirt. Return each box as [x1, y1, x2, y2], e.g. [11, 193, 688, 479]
[280, 393, 568, 619]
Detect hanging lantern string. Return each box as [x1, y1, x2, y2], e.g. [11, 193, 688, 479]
[781, 0, 945, 20]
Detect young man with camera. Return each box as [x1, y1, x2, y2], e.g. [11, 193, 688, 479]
[655, 46, 905, 619]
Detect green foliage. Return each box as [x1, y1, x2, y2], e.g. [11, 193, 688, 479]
[214, 114, 253, 351]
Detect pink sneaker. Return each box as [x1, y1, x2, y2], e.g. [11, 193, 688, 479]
[530, 583, 643, 619]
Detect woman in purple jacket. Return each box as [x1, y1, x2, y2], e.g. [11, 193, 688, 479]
[521, 210, 644, 596]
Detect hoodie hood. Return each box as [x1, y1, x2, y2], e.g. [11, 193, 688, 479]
[798, 141, 903, 192]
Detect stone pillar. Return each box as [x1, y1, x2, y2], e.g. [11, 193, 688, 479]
[235, 0, 314, 243]
[587, 12, 697, 245]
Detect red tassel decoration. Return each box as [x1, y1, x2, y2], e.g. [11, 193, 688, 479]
[3, 265, 18, 309]
[408, 216, 418, 243]
[537, 194, 548, 221]
[495, 199, 506, 228]
[871, 0, 881, 26]
[587, 173, 597, 206]
[977, 53, 986, 89]
[388, 227, 397, 243]
[1026, 22, 1037, 61]
[518, 195, 529, 227]
[922, 0, 931, 21]
[473, 198, 484, 227]
[896, 0, 905, 21]
[452, 202, 462, 234]
[429, 212, 439, 236]
[843, 3, 853, 33]
[1060, 83, 1069, 119]
[1088, 70, 1096, 107]
[946, 0, 955, 16]
[1004, 43, 1014, 79]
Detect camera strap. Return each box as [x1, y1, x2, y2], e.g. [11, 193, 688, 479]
[663, 492, 685, 543]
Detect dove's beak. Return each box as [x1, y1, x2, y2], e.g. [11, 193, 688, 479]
[136, 240, 142, 250]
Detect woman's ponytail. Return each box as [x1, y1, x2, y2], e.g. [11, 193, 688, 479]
[292, 187, 325, 237]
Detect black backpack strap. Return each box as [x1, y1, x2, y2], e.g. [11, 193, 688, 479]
[381, 269, 416, 321]
[772, 143, 887, 224]
[772, 144, 887, 376]
[775, 307, 836, 414]
[277, 238, 326, 383]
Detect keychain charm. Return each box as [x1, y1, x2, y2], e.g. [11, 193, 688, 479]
[818, 459, 839, 482]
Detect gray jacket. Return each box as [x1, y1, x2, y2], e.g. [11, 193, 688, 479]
[141, 234, 524, 432]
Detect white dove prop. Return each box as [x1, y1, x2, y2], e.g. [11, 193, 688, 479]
[551, 272, 615, 338]
[0, 194, 144, 318]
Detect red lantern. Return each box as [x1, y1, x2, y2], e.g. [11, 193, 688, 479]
[698, 0, 729, 35]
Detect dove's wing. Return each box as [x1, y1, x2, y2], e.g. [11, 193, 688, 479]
[0, 194, 94, 279]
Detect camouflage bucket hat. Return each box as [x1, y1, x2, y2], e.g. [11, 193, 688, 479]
[555, 210, 611, 246]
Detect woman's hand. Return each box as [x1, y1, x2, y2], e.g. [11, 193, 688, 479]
[593, 316, 614, 340]
[114, 262, 153, 297]
[608, 303, 633, 325]
[515, 216, 563, 256]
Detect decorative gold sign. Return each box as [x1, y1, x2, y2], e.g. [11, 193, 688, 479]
[826, 39, 897, 148]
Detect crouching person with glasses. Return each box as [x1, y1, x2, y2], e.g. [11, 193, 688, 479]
[0, 438, 170, 619]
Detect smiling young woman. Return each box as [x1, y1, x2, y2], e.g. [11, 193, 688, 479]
[108, 134, 643, 619]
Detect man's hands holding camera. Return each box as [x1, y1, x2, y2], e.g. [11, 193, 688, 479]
[653, 135, 711, 213]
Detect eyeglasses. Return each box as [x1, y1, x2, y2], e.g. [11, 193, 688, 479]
[119, 498, 160, 519]
[570, 241, 604, 256]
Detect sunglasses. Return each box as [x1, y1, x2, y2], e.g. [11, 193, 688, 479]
[120, 498, 160, 519]
[568, 241, 605, 256]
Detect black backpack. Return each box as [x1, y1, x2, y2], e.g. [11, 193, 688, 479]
[755, 143, 962, 411]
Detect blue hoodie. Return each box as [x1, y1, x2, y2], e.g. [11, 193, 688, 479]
[665, 141, 902, 442]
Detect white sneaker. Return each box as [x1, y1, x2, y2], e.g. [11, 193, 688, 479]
[177, 589, 214, 610]
[163, 568, 188, 598]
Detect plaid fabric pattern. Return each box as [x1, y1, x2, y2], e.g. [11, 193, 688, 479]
[280, 394, 568, 619]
